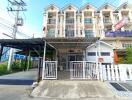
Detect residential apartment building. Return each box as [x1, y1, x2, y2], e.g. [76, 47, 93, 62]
[43, 3, 132, 49]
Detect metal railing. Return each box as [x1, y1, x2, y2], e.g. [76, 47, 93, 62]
[70, 61, 98, 80]
[103, 18, 112, 23]
[43, 61, 57, 79]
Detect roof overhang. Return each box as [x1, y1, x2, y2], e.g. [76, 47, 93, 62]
[44, 37, 99, 50]
[0, 38, 45, 50]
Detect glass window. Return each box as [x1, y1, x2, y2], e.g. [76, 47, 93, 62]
[87, 52, 96, 56]
[84, 18, 92, 24]
[101, 52, 110, 56]
[122, 43, 132, 48]
[85, 30, 93, 37]
[47, 29, 55, 37]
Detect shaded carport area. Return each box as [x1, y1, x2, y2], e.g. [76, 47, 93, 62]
[43, 37, 99, 80]
[0, 38, 55, 85]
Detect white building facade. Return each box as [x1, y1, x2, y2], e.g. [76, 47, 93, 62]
[42, 3, 132, 81]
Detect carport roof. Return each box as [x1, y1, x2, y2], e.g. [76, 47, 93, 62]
[0, 38, 45, 50]
[44, 37, 99, 50]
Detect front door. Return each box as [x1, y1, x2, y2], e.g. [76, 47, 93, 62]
[68, 55, 76, 70]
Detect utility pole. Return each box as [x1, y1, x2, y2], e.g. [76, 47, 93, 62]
[7, 0, 27, 71]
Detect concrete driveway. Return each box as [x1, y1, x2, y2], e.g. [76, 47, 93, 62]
[31, 80, 115, 99]
[0, 84, 131, 100]
[0, 69, 37, 85]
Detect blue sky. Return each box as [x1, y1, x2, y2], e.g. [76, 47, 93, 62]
[0, 0, 130, 38]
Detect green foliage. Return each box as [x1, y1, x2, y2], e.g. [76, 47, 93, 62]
[11, 61, 23, 72]
[119, 48, 132, 64]
[0, 62, 10, 75]
[125, 48, 132, 64]
[11, 59, 33, 72]
[118, 57, 126, 64]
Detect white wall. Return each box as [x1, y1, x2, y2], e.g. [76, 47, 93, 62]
[86, 42, 113, 63]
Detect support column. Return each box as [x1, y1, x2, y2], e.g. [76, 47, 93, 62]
[27, 51, 31, 71]
[95, 43, 99, 80]
[37, 57, 42, 82]
[42, 42, 46, 80]
[82, 11, 85, 37]
[74, 11, 76, 37]
[7, 48, 13, 71]
[98, 40, 103, 81]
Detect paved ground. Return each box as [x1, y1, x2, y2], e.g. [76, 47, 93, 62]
[0, 85, 132, 100]
[31, 80, 115, 99]
[0, 69, 37, 80]
[0, 70, 132, 100]
[0, 69, 37, 85]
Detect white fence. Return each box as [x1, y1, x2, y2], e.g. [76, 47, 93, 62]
[43, 61, 57, 79]
[70, 61, 98, 80]
[102, 64, 132, 81]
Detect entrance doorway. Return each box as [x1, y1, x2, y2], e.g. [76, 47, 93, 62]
[58, 53, 83, 80]
[58, 53, 83, 71]
[67, 54, 83, 70]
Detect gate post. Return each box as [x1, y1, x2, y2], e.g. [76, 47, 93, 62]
[83, 61, 85, 79]
[99, 62, 103, 81]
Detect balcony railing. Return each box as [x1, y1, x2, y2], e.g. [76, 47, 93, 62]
[66, 19, 74, 24]
[103, 18, 112, 23]
[105, 31, 132, 37]
[65, 30, 74, 38]
[84, 18, 93, 24]
[47, 19, 56, 24]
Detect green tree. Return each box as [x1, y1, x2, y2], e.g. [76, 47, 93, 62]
[125, 48, 132, 64]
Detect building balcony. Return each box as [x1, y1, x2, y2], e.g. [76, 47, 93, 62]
[65, 30, 74, 38]
[47, 19, 56, 24]
[103, 18, 112, 24]
[84, 18, 93, 25]
[105, 31, 132, 37]
[66, 19, 74, 24]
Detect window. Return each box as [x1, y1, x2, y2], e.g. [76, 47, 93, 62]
[87, 52, 96, 56]
[101, 52, 110, 56]
[122, 43, 132, 48]
[84, 18, 92, 24]
[47, 29, 55, 37]
[85, 30, 93, 37]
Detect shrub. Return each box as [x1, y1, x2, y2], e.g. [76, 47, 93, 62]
[0, 62, 10, 75]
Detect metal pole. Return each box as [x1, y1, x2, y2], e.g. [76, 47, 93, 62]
[7, 5, 19, 71]
[7, 0, 27, 71]
[42, 42, 46, 80]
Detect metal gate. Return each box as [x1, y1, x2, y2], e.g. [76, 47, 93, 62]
[70, 61, 98, 79]
[43, 61, 57, 79]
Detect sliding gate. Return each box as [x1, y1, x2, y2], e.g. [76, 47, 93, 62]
[70, 61, 98, 79]
[43, 61, 57, 79]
